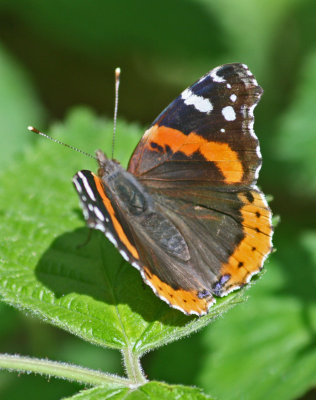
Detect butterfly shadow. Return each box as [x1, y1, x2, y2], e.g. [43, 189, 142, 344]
[34, 225, 196, 327]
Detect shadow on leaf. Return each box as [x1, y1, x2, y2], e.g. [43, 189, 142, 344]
[35, 226, 195, 327]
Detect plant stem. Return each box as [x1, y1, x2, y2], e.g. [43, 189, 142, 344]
[0, 353, 132, 387]
[122, 348, 147, 385]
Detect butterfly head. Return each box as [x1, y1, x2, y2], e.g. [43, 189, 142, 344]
[95, 149, 122, 178]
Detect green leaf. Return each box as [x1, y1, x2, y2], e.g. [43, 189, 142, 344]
[275, 50, 316, 197]
[147, 227, 316, 399]
[0, 42, 45, 167]
[0, 107, 245, 357]
[200, 0, 295, 69]
[64, 381, 214, 400]
[194, 230, 316, 400]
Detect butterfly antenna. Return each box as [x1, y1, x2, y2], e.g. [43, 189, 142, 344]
[112, 67, 121, 159]
[27, 126, 97, 160]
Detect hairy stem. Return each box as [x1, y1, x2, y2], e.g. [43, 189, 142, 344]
[122, 348, 147, 385]
[0, 353, 132, 387]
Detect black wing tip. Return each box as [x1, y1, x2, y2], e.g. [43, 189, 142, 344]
[213, 63, 262, 90]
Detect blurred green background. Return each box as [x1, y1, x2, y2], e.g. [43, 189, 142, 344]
[0, 0, 316, 399]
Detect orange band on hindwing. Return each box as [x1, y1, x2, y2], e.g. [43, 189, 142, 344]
[220, 190, 273, 290]
[143, 267, 214, 315]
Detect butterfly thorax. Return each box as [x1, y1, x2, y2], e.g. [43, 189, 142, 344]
[96, 149, 153, 216]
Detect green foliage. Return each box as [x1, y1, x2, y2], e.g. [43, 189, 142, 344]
[0, 109, 244, 399]
[1, 0, 316, 398]
[0, 109, 242, 350]
[65, 382, 214, 400]
[0, 43, 44, 167]
[198, 255, 316, 399]
[147, 240, 316, 399]
[276, 50, 316, 197]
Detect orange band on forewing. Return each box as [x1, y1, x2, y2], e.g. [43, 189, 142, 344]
[93, 174, 139, 260]
[147, 124, 243, 183]
[143, 267, 212, 315]
[220, 190, 272, 288]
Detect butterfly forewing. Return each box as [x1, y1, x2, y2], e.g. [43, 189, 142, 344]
[128, 63, 262, 187]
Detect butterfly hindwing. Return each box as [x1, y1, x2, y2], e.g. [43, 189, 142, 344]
[73, 170, 215, 315]
[111, 183, 272, 315]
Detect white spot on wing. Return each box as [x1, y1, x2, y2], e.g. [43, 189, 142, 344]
[181, 88, 213, 113]
[253, 78, 259, 86]
[222, 106, 236, 121]
[241, 104, 258, 139]
[254, 164, 261, 180]
[106, 232, 118, 247]
[230, 94, 237, 102]
[220, 128, 225, 133]
[132, 262, 140, 271]
[241, 64, 259, 86]
[94, 206, 105, 221]
[73, 178, 82, 193]
[120, 250, 129, 262]
[226, 83, 232, 89]
[95, 223, 105, 232]
[82, 208, 89, 220]
[78, 171, 96, 202]
[249, 104, 255, 118]
[210, 66, 226, 82]
[248, 118, 257, 139]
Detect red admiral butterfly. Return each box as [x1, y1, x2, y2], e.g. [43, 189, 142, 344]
[72, 63, 273, 316]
